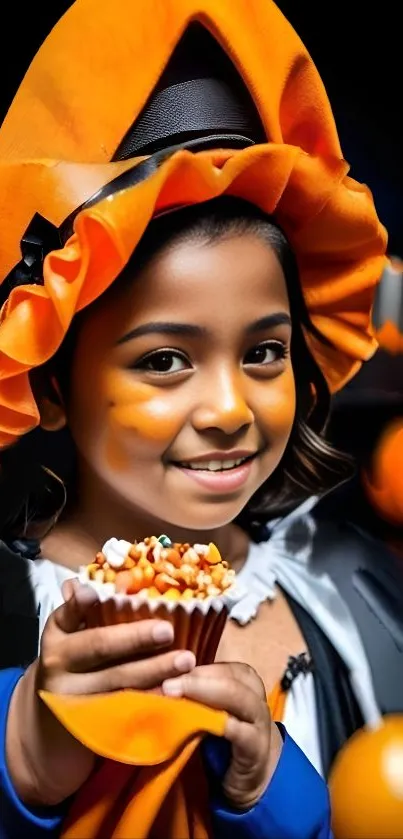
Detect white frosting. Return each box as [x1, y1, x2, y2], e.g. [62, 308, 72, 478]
[193, 543, 209, 556]
[102, 537, 132, 569]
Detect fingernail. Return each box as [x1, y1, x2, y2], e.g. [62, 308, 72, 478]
[74, 585, 98, 605]
[162, 679, 183, 696]
[152, 622, 174, 644]
[174, 651, 196, 673]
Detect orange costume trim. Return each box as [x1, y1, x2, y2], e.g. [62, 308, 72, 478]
[0, 0, 387, 447]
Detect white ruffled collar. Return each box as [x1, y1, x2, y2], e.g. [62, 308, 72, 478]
[229, 496, 318, 625]
[229, 496, 382, 728]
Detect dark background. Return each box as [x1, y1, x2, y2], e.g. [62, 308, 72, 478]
[1, 1, 401, 253]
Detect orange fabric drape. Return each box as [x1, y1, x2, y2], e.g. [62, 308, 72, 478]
[40, 682, 285, 838]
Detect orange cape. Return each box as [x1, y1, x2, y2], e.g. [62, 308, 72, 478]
[0, 0, 387, 447]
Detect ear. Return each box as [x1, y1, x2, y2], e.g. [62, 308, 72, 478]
[33, 372, 67, 432]
[39, 396, 67, 432]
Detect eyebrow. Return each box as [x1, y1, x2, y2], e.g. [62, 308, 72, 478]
[246, 313, 291, 334]
[117, 322, 208, 344]
[117, 312, 291, 345]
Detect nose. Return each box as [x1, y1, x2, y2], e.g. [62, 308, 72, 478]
[192, 368, 254, 436]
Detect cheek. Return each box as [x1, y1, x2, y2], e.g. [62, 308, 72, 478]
[257, 369, 296, 445]
[104, 370, 183, 443]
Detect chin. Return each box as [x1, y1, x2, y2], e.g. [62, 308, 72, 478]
[165, 499, 248, 532]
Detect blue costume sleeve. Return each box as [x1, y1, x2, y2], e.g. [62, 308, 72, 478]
[205, 724, 333, 839]
[0, 668, 65, 839]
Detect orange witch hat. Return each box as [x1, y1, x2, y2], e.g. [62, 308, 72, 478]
[0, 0, 388, 447]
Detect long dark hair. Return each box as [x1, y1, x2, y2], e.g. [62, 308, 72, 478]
[0, 197, 352, 545]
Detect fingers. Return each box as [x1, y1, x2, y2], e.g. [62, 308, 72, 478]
[176, 662, 266, 700]
[61, 578, 78, 603]
[162, 667, 263, 725]
[87, 649, 196, 694]
[224, 716, 283, 806]
[54, 583, 99, 633]
[41, 582, 200, 695]
[66, 620, 176, 671]
[161, 661, 277, 812]
[224, 716, 267, 760]
[49, 649, 196, 695]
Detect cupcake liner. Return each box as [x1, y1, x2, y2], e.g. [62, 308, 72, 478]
[78, 570, 245, 665]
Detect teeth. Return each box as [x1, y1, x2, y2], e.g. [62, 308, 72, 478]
[181, 457, 247, 472]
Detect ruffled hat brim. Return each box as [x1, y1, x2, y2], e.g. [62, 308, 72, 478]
[0, 144, 386, 445]
[0, 0, 387, 446]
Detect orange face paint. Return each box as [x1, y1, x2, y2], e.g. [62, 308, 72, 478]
[66, 230, 298, 533]
[104, 369, 182, 442]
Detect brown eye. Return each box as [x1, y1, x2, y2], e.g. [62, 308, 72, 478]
[244, 341, 287, 366]
[134, 349, 191, 374]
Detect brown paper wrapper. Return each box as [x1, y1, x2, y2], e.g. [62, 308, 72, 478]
[79, 576, 242, 665]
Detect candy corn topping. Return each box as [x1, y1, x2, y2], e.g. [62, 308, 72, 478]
[85, 535, 235, 599]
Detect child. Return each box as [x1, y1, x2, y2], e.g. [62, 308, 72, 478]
[0, 1, 399, 837]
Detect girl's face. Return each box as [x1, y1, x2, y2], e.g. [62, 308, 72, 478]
[68, 232, 296, 531]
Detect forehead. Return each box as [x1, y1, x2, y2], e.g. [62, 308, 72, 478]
[77, 231, 292, 353]
[120, 232, 290, 321]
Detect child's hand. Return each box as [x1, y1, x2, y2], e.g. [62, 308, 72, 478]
[162, 661, 283, 810]
[38, 580, 195, 695]
[6, 580, 195, 807]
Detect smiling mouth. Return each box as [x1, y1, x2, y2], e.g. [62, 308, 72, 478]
[173, 454, 256, 472]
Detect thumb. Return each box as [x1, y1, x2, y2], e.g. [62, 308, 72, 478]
[55, 581, 99, 634]
[61, 578, 78, 602]
[225, 716, 258, 764]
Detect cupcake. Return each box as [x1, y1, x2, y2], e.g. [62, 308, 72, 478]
[78, 535, 243, 665]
